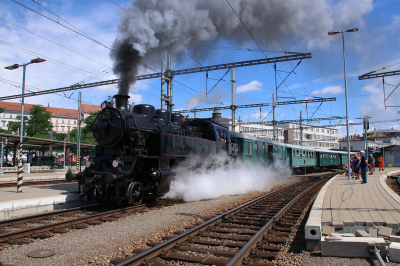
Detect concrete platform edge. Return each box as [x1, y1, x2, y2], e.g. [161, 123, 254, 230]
[380, 170, 400, 205]
[0, 194, 86, 220]
[305, 174, 340, 251]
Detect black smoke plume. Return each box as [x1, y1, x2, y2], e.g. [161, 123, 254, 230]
[110, 41, 141, 95]
[111, 0, 373, 96]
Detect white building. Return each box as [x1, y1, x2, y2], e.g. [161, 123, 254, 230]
[0, 101, 101, 134]
[208, 109, 339, 148]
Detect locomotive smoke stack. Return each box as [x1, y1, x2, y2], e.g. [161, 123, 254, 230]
[114, 94, 130, 110]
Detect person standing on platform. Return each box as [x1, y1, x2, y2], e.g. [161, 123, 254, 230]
[350, 155, 355, 178]
[368, 154, 374, 175]
[378, 156, 385, 171]
[360, 150, 368, 184]
[353, 155, 360, 179]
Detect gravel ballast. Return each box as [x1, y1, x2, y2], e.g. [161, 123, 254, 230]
[0, 178, 299, 266]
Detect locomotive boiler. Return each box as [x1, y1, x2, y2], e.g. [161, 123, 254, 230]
[66, 94, 238, 205]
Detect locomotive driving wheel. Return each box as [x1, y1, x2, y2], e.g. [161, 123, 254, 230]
[127, 182, 144, 205]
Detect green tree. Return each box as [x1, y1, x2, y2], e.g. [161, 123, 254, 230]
[81, 111, 99, 145]
[7, 115, 28, 134]
[25, 105, 53, 137]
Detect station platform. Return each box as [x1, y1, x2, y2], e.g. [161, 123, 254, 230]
[0, 181, 86, 220]
[322, 167, 400, 229]
[305, 167, 400, 251]
[0, 171, 67, 183]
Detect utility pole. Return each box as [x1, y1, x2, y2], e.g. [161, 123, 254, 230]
[166, 52, 173, 112]
[363, 116, 369, 154]
[77, 92, 82, 171]
[272, 93, 276, 141]
[300, 111, 303, 146]
[231, 68, 236, 132]
[194, 107, 197, 118]
[161, 60, 165, 109]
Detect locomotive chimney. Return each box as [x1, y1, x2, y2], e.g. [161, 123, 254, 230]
[113, 94, 130, 110]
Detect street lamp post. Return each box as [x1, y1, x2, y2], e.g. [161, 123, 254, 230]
[4, 58, 46, 192]
[328, 28, 358, 181]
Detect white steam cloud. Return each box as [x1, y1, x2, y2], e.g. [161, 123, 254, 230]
[165, 153, 293, 202]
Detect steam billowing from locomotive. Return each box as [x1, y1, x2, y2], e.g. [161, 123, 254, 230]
[111, 0, 372, 95]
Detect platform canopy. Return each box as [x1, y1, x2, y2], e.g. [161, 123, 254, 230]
[0, 133, 95, 150]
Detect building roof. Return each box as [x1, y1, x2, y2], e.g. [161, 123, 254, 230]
[0, 101, 101, 118]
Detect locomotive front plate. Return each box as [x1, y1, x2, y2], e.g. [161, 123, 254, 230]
[98, 113, 110, 120]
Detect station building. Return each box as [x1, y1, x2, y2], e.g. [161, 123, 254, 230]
[208, 108, 340, 149]
[0, 101, 101, 134]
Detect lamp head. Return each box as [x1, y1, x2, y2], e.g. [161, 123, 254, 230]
[346, 28, 358, 32]
[4, 64, 20, 70]
[30, 57, 46, 64]
[328, 31, 339, 35]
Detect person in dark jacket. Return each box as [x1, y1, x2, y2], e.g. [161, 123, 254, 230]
[360, 151, 368, 184]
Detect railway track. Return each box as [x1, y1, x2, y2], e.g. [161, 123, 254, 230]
[0, 180, 76, 188]
[112, 174, 334, 266]
[0, 199, 181, 248]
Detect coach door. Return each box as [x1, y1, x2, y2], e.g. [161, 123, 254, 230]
[268, 145, 273, 164]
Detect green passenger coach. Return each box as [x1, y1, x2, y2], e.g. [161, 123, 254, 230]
[230, 132, 288, 166]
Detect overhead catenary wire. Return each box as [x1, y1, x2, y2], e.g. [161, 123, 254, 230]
[0, 39, 110, 80]
[11, 0, 157, 73]
[0, 17, 110, 68]
[108, 0, 128, 13]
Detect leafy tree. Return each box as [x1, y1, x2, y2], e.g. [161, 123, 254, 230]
[25, 105, 53, 137]
[81, 111, 99, 145]
[7, 115, 28, 134]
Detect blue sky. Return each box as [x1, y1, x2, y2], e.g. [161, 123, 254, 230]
[1, 0, 399, 137]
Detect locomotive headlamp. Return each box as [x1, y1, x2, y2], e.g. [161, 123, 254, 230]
[101, 101, 107, 109]
[112, 159, 119, 168]
[85, 160, 92, 168]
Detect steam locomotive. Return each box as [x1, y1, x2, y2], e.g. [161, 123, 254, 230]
[66, 94, 239, 205]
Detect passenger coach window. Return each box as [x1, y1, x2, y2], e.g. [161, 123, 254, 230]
[245, 142, 253, 155]
[255, 144, 258, 155]
[263, 144, 265, 155]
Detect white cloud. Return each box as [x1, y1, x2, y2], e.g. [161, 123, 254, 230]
[311, 85, 344, 95]
[129, 93, 143, 105]
[236, 80, 262, 93]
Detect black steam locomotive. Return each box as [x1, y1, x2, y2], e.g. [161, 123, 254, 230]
[66, 94, 238, 205]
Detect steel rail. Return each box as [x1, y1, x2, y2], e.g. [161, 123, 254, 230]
[226, 178, 326, 265]
[0, 203, 98, 227]
[116, 178, 309, 266]
[0, 204, 146, 243]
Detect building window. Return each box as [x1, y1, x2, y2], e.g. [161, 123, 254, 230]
[68, 120, 70, 124]
[316, 128, 319, 132]
[62, 120, 64, 124]
[327, 130, 330, 134]
[9, 115, 12, 118]
[291, 125, 295, 129]
[56, 119, 58, 124]
[2, 114, 5, 118]
[322, 129, 324, 133]
[74, 121, 77, 124]
[62, 127, 64, 132]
